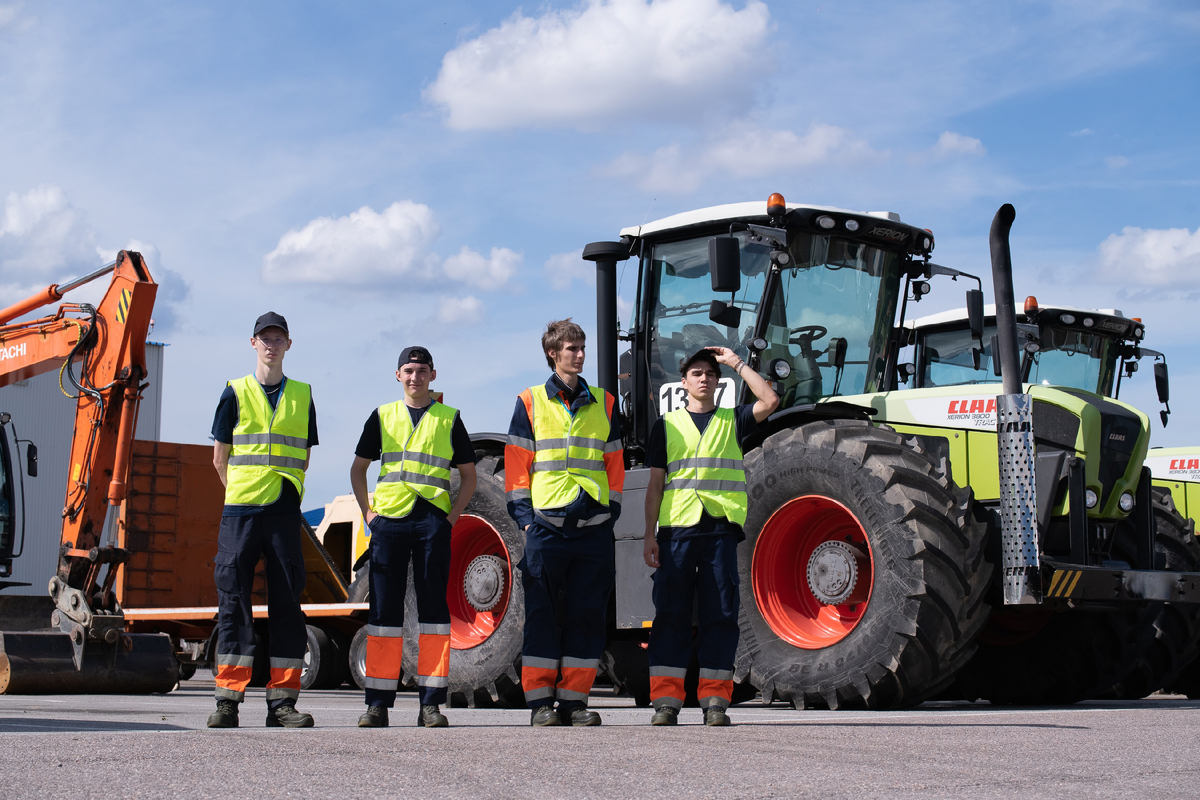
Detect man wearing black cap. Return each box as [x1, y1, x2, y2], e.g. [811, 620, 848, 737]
[207, 312, 319, 729]
[642, 346, 776, 727]
[349, 346, 477, 728]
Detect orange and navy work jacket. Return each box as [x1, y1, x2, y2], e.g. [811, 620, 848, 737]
[505, 374, 624, 533]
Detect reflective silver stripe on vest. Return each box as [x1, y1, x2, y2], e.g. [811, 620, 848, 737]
[419, 623, 451, 636]
[561, 657, 599, 670]
[508, 435, 536, 451]
[664, 478, 744, 492]
[381, 451, 452, 470]
[522, 656, 560, 670]
[367, 624, 404, 638]
[232, 433, 308, 449]
[216, 653, 256, 668]
[666, 457, 744, 473]
[378, 471, 452, 491]
[648, 665, 687, 679]
[535, 436, 606, 452]
[534, 510, 610, 528]
[532, 457, 604, 472]
[698, 668, 734, 681]
[270, 657, 305, 670]
[534, 437, 569, 451]
[227, 454, 306, 469]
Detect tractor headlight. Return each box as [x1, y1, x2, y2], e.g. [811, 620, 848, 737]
[1118, 492, 1135, 512]
[1085, 489, 1099, 509]
[844, 219, 860, 232]
[769, 358, 792, 379]
[1059, 313, 1076, 325]
[1083, 317, 1095, 328]
[816, 215, 836, 229]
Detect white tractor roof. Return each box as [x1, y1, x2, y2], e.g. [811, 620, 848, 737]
[905, 303, 1125, 330]
[620, 201, 903, 238]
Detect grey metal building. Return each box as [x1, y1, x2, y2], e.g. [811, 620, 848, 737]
[1, 343, 165, 596]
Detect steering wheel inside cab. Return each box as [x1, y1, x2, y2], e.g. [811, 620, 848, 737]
[788, 325, 828, 345]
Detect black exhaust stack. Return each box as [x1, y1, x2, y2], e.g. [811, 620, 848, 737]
[582, 242, 631, 396]
[989, 204, 1022, 395]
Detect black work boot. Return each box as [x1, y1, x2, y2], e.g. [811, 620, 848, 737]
[417, 704, 449, 728]
[206, 699, 239, 728]
[266, 703, 315, 728]
[357, 705, 389, 728]
[530, 705, 562, 726]
[560, 707, 602, 727]
[703, 706, 731, 727]
[650, 706, 678, 726]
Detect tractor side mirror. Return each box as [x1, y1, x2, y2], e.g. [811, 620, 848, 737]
[25, 443, 37, 478]
[990, 335, 1002, 377]
[828, 337, 847, 370]
[1154, 361, 1169, 404]
[709, 300, 741, 328]
[972, 347, 982, 371]
[709, 237, 741, 293]
[966, 289, 985, 341]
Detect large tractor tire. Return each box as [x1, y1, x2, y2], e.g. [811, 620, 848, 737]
[1105, 488, 1200, 699]
[401, 465, 525, 708]
[736, 420, 991, 710]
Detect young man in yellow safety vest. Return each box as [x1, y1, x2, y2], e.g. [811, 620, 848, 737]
[643, 346, 778, 726]
[349, 346, 477, 728]
[505, 319, 625, 726]
[208, 312, 319, 729]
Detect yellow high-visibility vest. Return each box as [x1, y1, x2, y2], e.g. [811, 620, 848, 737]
[225, 375, 310, 507]
[659, 407, 746, 527]
[528, 386, 614, 515]
[372, 400, 457, 518]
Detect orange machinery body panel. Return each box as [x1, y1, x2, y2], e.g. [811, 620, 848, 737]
[119, 441, 358, 638]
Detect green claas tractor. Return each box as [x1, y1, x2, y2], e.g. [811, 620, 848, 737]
[450, 196, 1200, 711]
[902, 299, 1200, 699]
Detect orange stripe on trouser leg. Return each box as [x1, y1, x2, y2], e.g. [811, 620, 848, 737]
[417, 634, 450, 679]
[268, 667, 302, 691]
[215, 664, 254, 693]
[649, 675, 686, 703]
[366, 635, 404, 680]
[697, 677, 733, 704]
[557, 667, 597, 696]
[521, 666, 558, 694]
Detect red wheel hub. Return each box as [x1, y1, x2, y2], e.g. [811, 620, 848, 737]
[752, 495, 874, 649]
[447, 515, 512, 650]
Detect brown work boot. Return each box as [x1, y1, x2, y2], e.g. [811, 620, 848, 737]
[206, 699, 239, 728]
[266, 703, 314, 728]
[357, 705, 389, 728]
[417, 704, 449, 728]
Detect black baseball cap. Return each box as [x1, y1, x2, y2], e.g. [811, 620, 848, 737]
[398, 346, 434, 369]
[253, 312, 289, 337]
[679, 347, 721, 376]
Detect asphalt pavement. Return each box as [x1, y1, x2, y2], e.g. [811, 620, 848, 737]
[2, 676, 1199, 799]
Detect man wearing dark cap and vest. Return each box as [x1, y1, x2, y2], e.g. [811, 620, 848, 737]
[505, 318, 624, 726]
[349, 346, 477, 728]
[643, 346, 777, 726]
[207, 312, 319, 729]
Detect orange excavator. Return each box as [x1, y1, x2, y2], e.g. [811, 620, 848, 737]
[0, 251, 178, 693]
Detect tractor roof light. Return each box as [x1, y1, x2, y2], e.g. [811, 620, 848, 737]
[767, 193, 787, 219]
[1133, 326, 1145, 340]
[1024, 296, 1039, 315]
[1119, 492, 1135, 513]
[1085, 489, 1099, 509]
[1083, 317, 1095, 328]
[845, 219, 860, 232]
[1059, 313, 1076, 325]
[816, 215, 836, 230]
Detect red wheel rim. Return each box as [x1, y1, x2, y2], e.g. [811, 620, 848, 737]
[752, 495, 874, 649]
[447, 515, 512, 650]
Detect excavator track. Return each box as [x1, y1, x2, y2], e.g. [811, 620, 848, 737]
[0, 631, 179, 694]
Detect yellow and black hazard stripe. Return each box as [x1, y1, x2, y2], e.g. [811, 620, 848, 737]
[1047, 569, 1084, 598]
[115, 288, 132, 324]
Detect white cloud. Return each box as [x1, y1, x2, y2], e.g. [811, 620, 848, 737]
[606, 123, 879, 194]
[930, 131, 985, 158]
[544, 250, 593, 291]
[0, 184, 99, 291]
[0, 3, 34, 33]
[1105, 155, 1130, 169]
[1098, 224, 1200, 288]
[436, 295, 484, 325]
[1070, 128, 1094, 137]
[425, 0, 771, 130]
[443, 246, 521, 291]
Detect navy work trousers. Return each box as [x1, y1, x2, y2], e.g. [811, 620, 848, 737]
[518, 520, 614, 710]
[365, 510, 452, 707]
[646, 534, 740, 711]
[212, 512, 307, 709]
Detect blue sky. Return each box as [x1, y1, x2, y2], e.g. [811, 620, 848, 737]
[1, 0, 1198, 507]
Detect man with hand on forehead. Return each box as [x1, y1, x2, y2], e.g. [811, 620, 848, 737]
[643, 346, 777, 726]
[350, 346, 477, 728]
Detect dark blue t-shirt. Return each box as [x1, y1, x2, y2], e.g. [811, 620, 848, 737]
[211, 377, 319, 517]
[647, 404, 757, 540]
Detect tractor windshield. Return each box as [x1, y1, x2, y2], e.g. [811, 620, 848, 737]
[646, 231, 900, 414]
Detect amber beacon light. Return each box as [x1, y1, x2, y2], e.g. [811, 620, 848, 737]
[767, 192, 786, 219]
